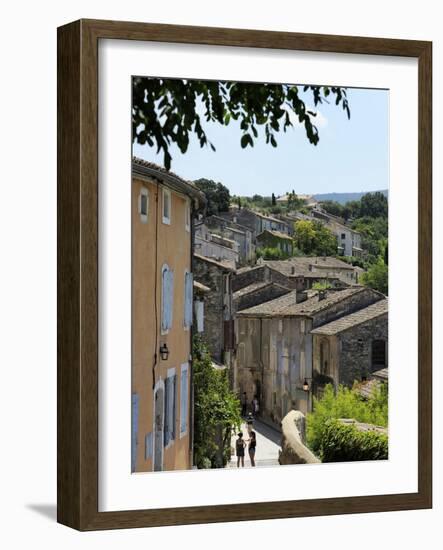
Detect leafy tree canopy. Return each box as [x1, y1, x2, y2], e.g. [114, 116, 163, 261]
[361, 259, 388, 295]
[132, 78, 350, 169]
[294, 220, 338, 256]
[194, 178, 230, 216]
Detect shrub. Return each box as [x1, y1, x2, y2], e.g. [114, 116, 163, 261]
[256, 246, 287, 260]
[320, 419, 388, 462]
[306, 384, 388, 455]
[193, 336, 241, 468]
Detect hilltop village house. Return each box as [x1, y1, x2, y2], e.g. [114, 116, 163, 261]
[260, 256, 361, 287]
[310, 207, 363, 257]
[219, 208, 291, 237]
[194, 220, 239, 268]
[192, 254, 235, 368]
[132, 158, 205, 473]
[235, 287, 385, 424]
[205, 215, 255, 265]
[311, 298, 388, 387]
[256, 229, 294, 255]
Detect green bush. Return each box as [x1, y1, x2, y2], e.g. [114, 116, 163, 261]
[193, 336, 241, 468]
[256, 246, 288, 260]
[306, 384, 388, 455]
[320, 419, 388, 462]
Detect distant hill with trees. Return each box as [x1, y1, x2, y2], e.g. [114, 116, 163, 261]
[313, 190, 388, 205]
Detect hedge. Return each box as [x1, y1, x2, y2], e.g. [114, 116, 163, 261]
[320, 419, 388, 462]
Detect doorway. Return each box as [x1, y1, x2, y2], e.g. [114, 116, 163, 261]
[153, 383, 164, 472]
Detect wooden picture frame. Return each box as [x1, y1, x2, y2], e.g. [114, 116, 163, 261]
[57, 19, 432, 530]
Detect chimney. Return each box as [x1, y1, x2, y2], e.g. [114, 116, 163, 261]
[296, 291, 308, 303]
[318, 289, 328, 301]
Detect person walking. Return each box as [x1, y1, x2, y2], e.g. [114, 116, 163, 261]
[235, 432, 246, 468]
[247, 429, 257, 467]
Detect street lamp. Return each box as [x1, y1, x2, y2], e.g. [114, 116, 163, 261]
[159, 342, 170, 361]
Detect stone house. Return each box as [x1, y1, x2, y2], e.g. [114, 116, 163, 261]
[192, 254, 235, 367]
[233, 280, 291, 313]
[205, 215, 255, 265]
[235, 287, 384, 424]
[233, 264, 305, 292]
[261, 256, 360, 288]
[219, 208, 290, 236]
[256, 229, 294, 255]
[325, 219, 363, 257]
[311, 299, 388, 389]
[131, 158, 205, 473]
[194, 220, 239, 267]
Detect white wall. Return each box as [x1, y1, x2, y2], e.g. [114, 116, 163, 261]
[0, 0, 441, 548]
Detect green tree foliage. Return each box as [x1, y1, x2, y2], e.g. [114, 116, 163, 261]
[318, 200, 345, 218]
[360, 191, 388, 218]
[286, 191, 305, 212]
[306, 384, 388, 456]
[320, 419, 388, 462]
[194, 178, 231, 216]
[132, 77, 351, 169]
[193, 336, 241, 469]
[293, 220, 338, 256]
[256, 246, 289, 260]
[361, 259, 389, 295]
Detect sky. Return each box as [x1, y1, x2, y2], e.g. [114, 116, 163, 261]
[133, 83, 389, 197]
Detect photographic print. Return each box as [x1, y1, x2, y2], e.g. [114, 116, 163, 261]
[131, 76, 389, 474]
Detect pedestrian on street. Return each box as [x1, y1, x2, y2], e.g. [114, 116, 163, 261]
[235, 432, 246, 468]
[252, 395, 259, 417]
[247, 429, 257, 467]
[241, 392, 247, 417]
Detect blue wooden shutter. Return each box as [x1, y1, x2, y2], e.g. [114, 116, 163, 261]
[161, 266, 168, 332]
[167, 269, 174, 330]
[131, 394, 139, 472]
[172, 374, 177, 440]
[180, 366, 188, 435]
[164, 377, 170, 447]
[184, 272, 193, 328]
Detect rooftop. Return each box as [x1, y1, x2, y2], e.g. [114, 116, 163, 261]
[193, 253, 236, 272]
[310, 299, 388, 335]
[233, 281, 290, 300]
[132, 157, 206, 206]
[261, 256, 356, 277]
[237, 287, 373, 318]
[257, 229, 293, 241]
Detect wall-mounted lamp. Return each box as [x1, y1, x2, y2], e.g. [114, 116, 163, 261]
[159, 343, 170, 361]
[302, 378, 312, 392]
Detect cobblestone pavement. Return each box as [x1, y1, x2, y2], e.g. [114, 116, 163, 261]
[228, 418, 281, 468]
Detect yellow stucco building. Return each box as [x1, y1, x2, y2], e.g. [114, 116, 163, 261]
[132, 158, 205, 472]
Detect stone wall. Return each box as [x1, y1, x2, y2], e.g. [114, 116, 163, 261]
[235, 283, 290, 312]
[338, 314, 388, 386]
[312, 289, 383, 328]
[193, 257, 228, 362]
[278, 410, 320, 465]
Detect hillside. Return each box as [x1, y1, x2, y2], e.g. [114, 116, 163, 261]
[313, 190, 388, 205]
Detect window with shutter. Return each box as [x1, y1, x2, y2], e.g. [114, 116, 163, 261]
[164, 371, 176, 447]
[184, 271, 193, 329]
[180, 363, 189, 436]
[161, 265, 174, 333]
[131, 394, 139, 472]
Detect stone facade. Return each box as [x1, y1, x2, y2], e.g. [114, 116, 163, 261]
[193, 254, 234, 364]
[233, 281, 290, 313]
[311, 299, 388, 391]
[233, 264, 302, 292]
[206, 215, 255, 265]
[235, 288, 384, 424]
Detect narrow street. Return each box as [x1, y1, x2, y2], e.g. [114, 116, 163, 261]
[228, 418, 281, 468]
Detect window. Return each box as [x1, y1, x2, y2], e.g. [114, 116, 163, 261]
[138, 187, 148, 223]
[184, 271, 193, 329]
[164, 370, 176, 447]
[195, 300, 204, 332]
[145, 432, 153, 460]
[372, 339, 386, 368]
[131, 394, 139, 473]
[341, 233, 346, 239]
[180, 364, 189, 437]
[161, 264, 174, 333]
[162, 188, 171, 224]
[185, 201, 191, 232]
